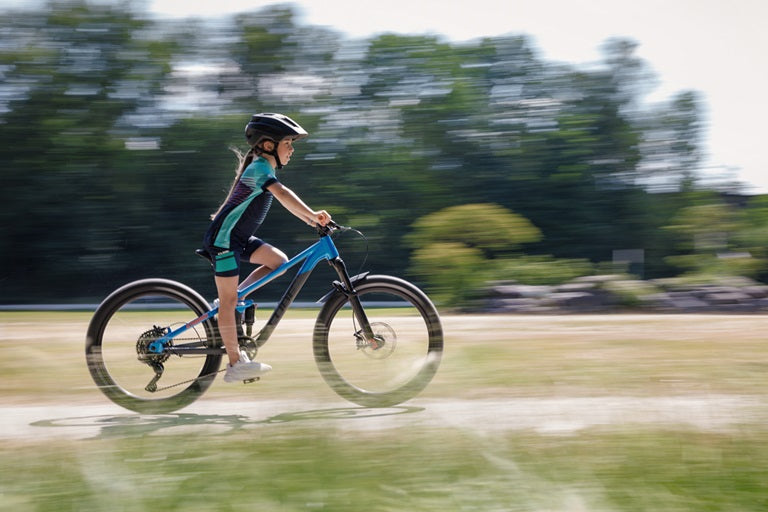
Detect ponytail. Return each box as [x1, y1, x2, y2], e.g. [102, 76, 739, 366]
[210, 147, 256, 220]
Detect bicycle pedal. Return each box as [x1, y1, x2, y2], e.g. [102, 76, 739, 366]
[243, 377, 260, 384]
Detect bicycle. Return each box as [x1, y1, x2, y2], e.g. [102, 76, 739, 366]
[85, 222, 443, 414]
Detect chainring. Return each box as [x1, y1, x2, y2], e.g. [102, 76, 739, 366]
[136, 325, 171, 364]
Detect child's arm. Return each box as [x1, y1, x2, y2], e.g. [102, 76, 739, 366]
[267, 181, 331, 226]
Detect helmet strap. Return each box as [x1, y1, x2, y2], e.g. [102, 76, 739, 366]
[255, 140, 283, 169]
[273, 149, 284, 169]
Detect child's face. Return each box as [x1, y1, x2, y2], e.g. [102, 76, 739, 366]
[277, 138, 295, 166]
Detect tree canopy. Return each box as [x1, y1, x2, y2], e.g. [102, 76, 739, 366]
[0, 1, 759, 304]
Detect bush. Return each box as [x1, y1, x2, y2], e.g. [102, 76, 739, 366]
[495, 255, 594, 285]
[409, 242, 488, 306]
[665, 253, 764, 280]
[406, 203, 542, 257]
[600, 278, 662, 307]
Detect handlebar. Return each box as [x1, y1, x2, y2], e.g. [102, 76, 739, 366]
[316, 220, 348, 236]
[314, 220, 368, 272]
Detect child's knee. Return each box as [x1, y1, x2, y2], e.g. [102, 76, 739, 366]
[216, 290, 238, 309]
[266, 247, 288, 269]
[274, 252, 288, 267]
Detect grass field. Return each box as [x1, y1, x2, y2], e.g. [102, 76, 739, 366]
[1, 311, 767, 511]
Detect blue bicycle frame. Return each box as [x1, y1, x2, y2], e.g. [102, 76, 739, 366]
[148, 229, 370, 356]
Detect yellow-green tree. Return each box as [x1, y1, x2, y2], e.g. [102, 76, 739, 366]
[407, 203, 542, 305]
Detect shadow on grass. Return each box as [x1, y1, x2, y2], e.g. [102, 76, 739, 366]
[31, 406, 425, 439]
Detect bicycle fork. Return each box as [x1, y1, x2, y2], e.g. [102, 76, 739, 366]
[328, 258, 378, 347]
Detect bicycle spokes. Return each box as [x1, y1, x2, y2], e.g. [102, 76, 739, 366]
[85, 282, 222, 413]
[313, 277, 443, 407]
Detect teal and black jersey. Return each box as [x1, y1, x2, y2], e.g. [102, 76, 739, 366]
[204, 157, 278, 252]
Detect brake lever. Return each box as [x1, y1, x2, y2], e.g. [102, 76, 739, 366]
[316, 220, 341, 236]
[315, 220, 354, 237]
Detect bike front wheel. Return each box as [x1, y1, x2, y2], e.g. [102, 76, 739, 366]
[313, 275, 443, 407]
[85, 279, 222, 414]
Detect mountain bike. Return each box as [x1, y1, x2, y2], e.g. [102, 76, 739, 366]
[85, 222, 443, 414]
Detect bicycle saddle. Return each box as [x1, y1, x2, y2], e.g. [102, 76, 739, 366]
[195, 248, 213, 264]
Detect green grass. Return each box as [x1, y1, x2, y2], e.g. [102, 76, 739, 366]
[1, 312, 767, 510]
[2, 426, 767, 511]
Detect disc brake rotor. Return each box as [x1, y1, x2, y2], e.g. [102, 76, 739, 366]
[357, 322, 397, 359]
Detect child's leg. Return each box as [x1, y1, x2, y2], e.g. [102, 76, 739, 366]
[238, 244, 289, 291]
[214, 274, 241, 366]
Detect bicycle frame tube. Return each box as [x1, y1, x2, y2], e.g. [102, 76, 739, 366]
[238, 234, 339, 301]
[152, 235, 340, 354]
[251, 235, 340, 345]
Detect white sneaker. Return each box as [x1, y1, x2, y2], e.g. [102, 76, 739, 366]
[223, 351, 272, 383]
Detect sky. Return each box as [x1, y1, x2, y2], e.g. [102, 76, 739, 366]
[4, 0, 767, 192]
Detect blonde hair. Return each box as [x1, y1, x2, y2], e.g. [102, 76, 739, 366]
[210, 146, 256, 220]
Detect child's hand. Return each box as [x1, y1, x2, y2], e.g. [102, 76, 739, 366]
[313, 210, 332, 226]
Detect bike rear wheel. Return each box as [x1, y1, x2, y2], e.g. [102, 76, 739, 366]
[85, 279, 222, 414]
[313, 275, 443, 407]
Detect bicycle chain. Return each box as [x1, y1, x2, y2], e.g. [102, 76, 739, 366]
[144, 336, 226, 393]
[145, 334, 259, 392]
[151, 367, 226, 392]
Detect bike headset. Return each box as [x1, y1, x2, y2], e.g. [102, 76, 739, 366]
[244, 113, 309, 169]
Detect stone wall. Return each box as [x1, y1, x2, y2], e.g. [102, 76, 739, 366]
[483, 275, 768, 313]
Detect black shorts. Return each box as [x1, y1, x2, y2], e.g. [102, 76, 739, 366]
[205, 236, 265, 277]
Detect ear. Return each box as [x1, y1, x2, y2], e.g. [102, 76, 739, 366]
[260, 140, 276, 152]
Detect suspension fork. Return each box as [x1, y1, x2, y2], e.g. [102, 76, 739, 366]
[328, 257, 376, 342]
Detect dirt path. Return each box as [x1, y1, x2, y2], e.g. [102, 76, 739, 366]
[3, 394, 764, 441]
[2, 313, 767, 441]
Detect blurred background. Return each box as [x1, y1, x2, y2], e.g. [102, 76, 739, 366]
[2, 0, 767, 306]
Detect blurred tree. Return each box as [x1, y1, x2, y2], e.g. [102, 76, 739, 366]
[231, 6, 298, 77]
[410, 242, 485, 307]
[406, 203, 541, 257]
[737, 195, 768, 280]
[407, 203, 542, 305]
[0, 3, 745, 304]
[637, 90, 704, 192]
[663, 196, 763, 278]
[0, 1, 179, 300]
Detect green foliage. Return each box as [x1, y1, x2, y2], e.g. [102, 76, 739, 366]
[665, 253, 763, 279]
[410, 242, 488, 306]
[599, 278, 663, 307]
[494, 255, 595, 285]
[0, 2, 751, 303]
[663, 197, 767, 279]
[665, 201, 743, 248]
[406, 203, 542, 257]
[405, 204, 545, 305]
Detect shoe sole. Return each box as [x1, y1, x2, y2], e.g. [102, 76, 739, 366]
[223, 367, 272, 384]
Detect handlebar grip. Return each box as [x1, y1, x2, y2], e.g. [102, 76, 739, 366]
[315, 220, 347, 236]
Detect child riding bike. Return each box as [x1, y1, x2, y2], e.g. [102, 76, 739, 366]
[202, 113, 332, 383]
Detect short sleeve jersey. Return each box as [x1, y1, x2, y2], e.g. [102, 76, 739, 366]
[205, 157, 278, 251]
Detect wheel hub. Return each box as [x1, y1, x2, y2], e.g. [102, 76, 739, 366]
[356, 322, 397, 359]
[136, 325, 171, 364]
